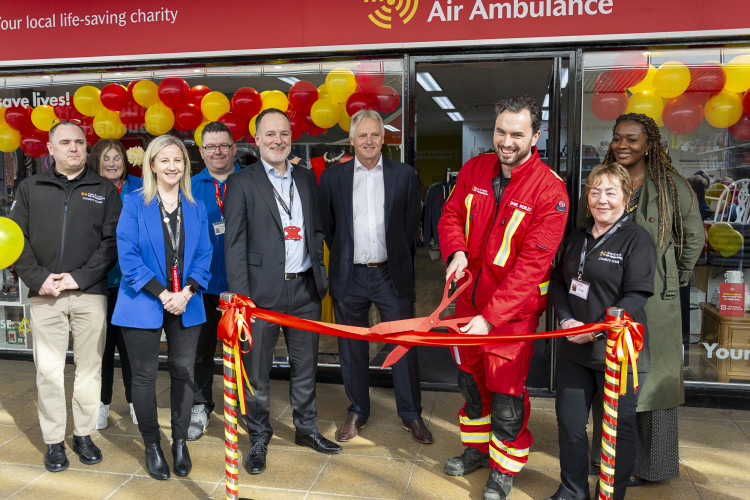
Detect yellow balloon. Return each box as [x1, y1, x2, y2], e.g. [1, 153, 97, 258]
[201, 91, 230, 121]
[317, 84, 331, 100]
[704, 90, 743, 128]
[625, 91, 664, 123]
[144, 102, 175, 135]
[724, 55, 750, 93]
[248, 115, 258, 136]
[93, 109, 125, 139]
[708, 221, 733, 250]
[132, 80, 159, 108]
[652, 61, 691, 99]
[260, 90, 289, 112]
[325, 67, 356, 103]
[310, 98, 341, 129]
[720, 229, 744, 257]
[0, 217, 24, 270]
[73, 85, 103, 117]
[629, 64, 656, 94]
[30, 105, 58, 131]
[194, 120, 210, 147]
[0, 124, 21, 152]
[338, 103, 351, 132]
[0, 107, 6, 126]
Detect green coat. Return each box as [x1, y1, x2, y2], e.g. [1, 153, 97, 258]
[577, 173, 703, 410]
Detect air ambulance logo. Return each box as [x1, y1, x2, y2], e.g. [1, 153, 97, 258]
[365, 0, 419, 29]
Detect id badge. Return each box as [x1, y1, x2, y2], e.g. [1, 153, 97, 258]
[213, 221, 225, 235]
[569, 278, 590, 300]
[284, 225, 302, 240]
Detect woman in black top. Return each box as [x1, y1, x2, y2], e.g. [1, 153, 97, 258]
[546, 163, 656, 500]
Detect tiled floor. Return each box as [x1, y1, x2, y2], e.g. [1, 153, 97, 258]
[1, 359, 749, 499]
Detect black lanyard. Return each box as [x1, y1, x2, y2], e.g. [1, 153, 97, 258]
[272, 181, 295, 223]
[157, 193, 182, 268]
[577, 215, 628, 279]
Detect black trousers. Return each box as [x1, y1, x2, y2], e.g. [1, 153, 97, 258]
[554, 357, 645, 500]
[333, 264, 421, 423]
[193, 293, 220, 412]
[240, 274, 321, 445]
[122, 312, 201, 445]
[101, 286, 132, 404]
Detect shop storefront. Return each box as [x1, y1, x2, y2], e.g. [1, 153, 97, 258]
[1, 0, 748, 403]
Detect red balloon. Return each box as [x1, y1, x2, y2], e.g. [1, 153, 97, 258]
[590, 92, 628, 121]
[729, 112, 750, 140]
[743, 91, 750, 115]
[287, 107, 309, 141]
[686, 62, 726, 101]
[158, 77, 190, 109]
[231, 87, 262, 119]
[243, 129, 256, 145]
[305, 115, 326, 136]
[355, 62, 385, 93]
[346, 92, 376, 116]
[5, 105, 33, 132]
[53, 101, 84, 121]
[120, 102, 146, 133]
[79, 116, 98, 145]
[101, 84, 129, 111]
[218, 112, 246, 142]
[20, 128, 49, 157]
[187, 85, 211, 107]
[374, 86, 400, 114]
[174, 103, 203, 130]
[611, 52, 649, 90]
[663, 94, 704, 135]
[288, 81, 318, 113]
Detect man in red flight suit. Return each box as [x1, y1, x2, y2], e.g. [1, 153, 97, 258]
[438, 95, 569, 500]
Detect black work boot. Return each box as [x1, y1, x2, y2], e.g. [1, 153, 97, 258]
[444, 446, 490, 476]
[483, 469, 514, 500]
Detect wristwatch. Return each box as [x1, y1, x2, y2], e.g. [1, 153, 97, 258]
[183, 284, 195, 296]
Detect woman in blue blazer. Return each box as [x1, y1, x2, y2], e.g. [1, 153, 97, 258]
[89, 138, 144, 430]
[113, 135, 212, 481]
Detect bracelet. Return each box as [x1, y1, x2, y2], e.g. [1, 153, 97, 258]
[560, 318, 572, 326]
[589, 332, 596, 342]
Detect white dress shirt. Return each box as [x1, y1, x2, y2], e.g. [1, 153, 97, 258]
[352, 155, 387, 264]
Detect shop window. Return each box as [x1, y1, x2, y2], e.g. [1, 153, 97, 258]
[582, 46, 750, 386]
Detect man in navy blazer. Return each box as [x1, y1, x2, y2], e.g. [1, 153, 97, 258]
[223, 108, 341, 476]
[319, 109, 432, 445]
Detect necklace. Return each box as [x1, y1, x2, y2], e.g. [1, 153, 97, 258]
[631, 172, 645, 183]
[324, 150, 345, 163]
[162, 199, 178, 208]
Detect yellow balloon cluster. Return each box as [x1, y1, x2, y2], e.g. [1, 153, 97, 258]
[708, 222, 744, 258]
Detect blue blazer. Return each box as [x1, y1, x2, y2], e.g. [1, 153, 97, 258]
[112, 190, 212, 329]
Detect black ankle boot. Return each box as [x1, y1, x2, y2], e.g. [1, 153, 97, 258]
[172, 439, 192, 477]
[144, 442, 170, 480]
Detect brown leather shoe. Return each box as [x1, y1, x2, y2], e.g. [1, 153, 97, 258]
[336, 413, 367, 442]
[402, 418, 433, 444]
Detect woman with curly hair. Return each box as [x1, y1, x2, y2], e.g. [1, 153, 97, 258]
[581, 113, 703, 486]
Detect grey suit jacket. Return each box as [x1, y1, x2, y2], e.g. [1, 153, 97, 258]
[319, 157, 420, 299]
[223, 160, 327, 308]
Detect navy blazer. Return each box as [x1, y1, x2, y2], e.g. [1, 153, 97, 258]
[319, 157, 421, 299]
[112, 190, 212, 329]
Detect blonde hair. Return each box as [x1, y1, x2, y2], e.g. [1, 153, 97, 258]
[585, 162, 633, 207]
[141, 135, 195, 205]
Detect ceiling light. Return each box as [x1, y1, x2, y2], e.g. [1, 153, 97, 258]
[543, 94, 549, 108]
[432, 96, 455, 110]
[447, 112, 464, 121]
[561, 68, 569, 89]
[278, 76, 300, 85]
[542, 110, 549, 121]
[416, 72, 442, 92]
[384, 125, 399, 132]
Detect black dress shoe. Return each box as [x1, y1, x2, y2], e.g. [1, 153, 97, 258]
[244, 441, 267, 474]
[295, 431, 342, 454]
[402, 418, 434, 444]
[44, 442, 69, 472]
[72, 434, 102, 465]
[171, 439, 192, 477]
[144, 442, 170, 480]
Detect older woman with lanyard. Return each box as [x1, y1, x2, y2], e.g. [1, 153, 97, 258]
[546, 163, 656, 500]
[113, 135, 212, 481]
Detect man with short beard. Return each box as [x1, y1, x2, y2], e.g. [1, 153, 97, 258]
[438, 95, 569, 500]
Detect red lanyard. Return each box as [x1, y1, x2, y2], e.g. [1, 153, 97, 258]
[117, 180, 123, 194]
[214, 180, 225, 216]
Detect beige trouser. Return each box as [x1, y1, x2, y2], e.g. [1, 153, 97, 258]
[30, 291, 107, 444]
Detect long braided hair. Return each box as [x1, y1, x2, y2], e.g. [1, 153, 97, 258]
[603, 113, 692, 254]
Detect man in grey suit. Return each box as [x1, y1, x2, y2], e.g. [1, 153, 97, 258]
[224, 108, 341, 476]
[319, 110, 431, 445]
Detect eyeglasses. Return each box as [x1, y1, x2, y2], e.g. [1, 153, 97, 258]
[51, 118, 82, 125]
[202, 144, 232, 153]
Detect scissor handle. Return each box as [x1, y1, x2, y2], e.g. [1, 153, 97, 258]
[441, 270, 472, 311]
